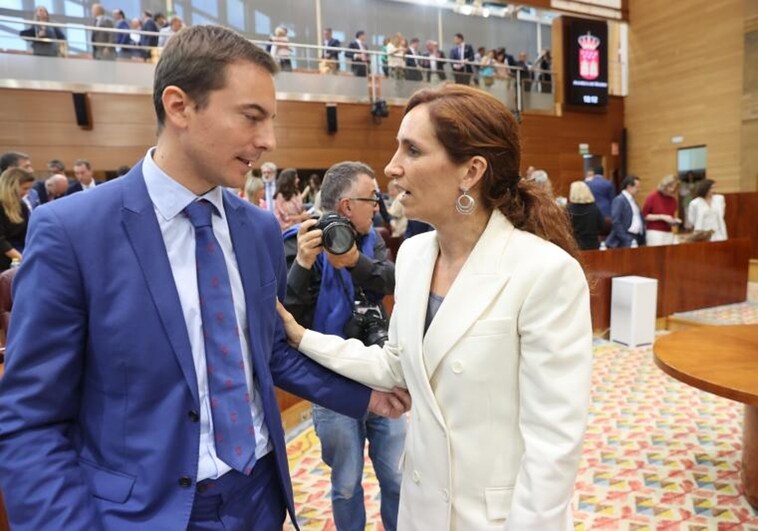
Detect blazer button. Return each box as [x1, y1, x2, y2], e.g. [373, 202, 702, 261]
[178, 476, 193, 488]
[412, 470, 420, 483]
[188, 410, 200, 422]
[451, 361, 463, 374]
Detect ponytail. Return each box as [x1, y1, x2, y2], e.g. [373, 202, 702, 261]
[487, 178, 580, 262]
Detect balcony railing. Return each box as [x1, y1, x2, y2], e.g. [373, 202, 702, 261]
[0, 15, 556, 114]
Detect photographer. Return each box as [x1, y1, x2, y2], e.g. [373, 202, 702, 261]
[283, 161, 404, 531]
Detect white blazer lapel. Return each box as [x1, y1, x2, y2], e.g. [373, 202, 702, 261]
[422, 211, 514, 379]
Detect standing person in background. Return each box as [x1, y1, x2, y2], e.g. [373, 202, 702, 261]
[19, 6, 66, 57]
[515, 51, 533, 92]
[300, 173, 321, 207]
[283, 162, 404, 531]
[321, 27, 341, 74]
[642, 175, 681, 246]
[567, 181, 604, 250]
[605, 175, 645, 248]
[385, 33, 406, 80]
[0, 168, 34, 270]
[277, 83, 593, 530]
[584, 166, 615, 225]
[449, 33, 474, 85]
[91, 3, 116, 60]
[274, 168, 310, 231]
[159, 16, 184, 47]
[686, 178, 727, 241]
[421, 40, 446, 83]
[269, 26, 292, 71]
[260, 161, 278, 212]
[536, 49, 552, 93]
[140, 10, 160, 60]
[404, 38, 424, 81]
[346, 31, 370, 77]
[113, 9, 131, 57]
[380, 36, 390, 77]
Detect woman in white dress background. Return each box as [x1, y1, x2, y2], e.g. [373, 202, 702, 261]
[687, 178, 727, 241]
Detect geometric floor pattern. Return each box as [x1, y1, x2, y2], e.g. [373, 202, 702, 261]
[285, 290, 758, 530]
[670, 301, 758, 326]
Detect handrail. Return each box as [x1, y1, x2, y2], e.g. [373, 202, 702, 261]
[1, 15, 555, 77]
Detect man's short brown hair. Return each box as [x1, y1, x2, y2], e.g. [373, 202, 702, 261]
[153, 25, 278, 130]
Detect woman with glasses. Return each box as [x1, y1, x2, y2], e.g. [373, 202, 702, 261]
[277, 84, 592, 530]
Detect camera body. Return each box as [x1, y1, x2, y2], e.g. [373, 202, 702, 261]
[310, 212, 358, 255]
[343, 301, 389, 347]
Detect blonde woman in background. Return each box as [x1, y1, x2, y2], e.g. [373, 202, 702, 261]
[386, 33, 407, 80]
[567, 181, 604, 250]
[269, 26, 292, 71]
[243, 173, 265, 207]
[0, 168, 35, 270]
[642, 175, 681, 246]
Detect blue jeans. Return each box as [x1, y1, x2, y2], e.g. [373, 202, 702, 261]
[312, 404, 406, 531]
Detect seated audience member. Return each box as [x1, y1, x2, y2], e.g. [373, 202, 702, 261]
[567, 181, 604, 250]
[244, 173, 265, 206]
[116, 165, 131, 177]
[642, 174, 681, 246]
[0, 169, 35, 270]
[67, 159, 101, 194]
[0, 152, 33, 174]
[19, 6, 66, 57]
[260, 161, 278, 212]
[605, 175, 645, 248]
[274, 168, 309, 231]
[686, 178, 727, 241]
[47, 159, 65, 174]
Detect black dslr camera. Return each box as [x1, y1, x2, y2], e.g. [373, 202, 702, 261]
[343, 296, 389, 348]
[310, 212, 358, 255]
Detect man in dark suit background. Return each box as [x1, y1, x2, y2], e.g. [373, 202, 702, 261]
[404, 37, 423, 81]
[140, 10, 160, 60]
[449, 33, 474, 85]
[67, 159, 102, 195]
[346, 30, 369, 77]
[605, 175, 646, 248]
[0, 25, 409, 531]
[321, 27, 341, 74]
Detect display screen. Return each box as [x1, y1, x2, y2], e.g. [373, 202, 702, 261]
[564, 17, 609, 108]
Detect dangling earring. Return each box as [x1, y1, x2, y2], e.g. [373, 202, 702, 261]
[456, 189, 475, 215]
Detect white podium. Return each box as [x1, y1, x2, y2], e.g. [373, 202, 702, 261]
[610, 276, 658, 347]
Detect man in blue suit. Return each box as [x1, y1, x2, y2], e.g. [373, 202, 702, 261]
[605, 175, 646, 248]
[0, 25, 408, 531]
[449, 33, 474, 85]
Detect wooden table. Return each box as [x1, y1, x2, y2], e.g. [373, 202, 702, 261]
[653, 325, 758, 509]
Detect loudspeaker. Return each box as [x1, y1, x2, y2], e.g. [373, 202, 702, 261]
[72, 92, 92, 130]
[326, 103, 338, 134]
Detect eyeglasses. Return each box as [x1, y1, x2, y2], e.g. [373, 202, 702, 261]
[344, 194, 381, 206]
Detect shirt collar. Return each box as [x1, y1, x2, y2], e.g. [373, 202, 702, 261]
[142, 147, 225, 222]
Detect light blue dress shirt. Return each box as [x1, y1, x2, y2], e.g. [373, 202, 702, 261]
[142, 149, 271, 481]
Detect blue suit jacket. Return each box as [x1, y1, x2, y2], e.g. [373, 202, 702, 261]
[605, 193, 646, 248]
[0, 165, 370, 530]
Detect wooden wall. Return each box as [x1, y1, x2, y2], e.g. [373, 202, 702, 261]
[724, 192, 758, 257]
[625, 0, 746, 196]
[582, 238, 751, 331]
[0, 87, 624, 197]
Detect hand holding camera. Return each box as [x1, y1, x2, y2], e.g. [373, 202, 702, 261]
[295, 219, 323, 270]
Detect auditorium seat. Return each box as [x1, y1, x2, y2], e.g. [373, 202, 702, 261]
[0, 268, 17, 350]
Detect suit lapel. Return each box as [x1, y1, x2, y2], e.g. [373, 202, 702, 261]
[422, 212, 513, 379]
[120, 167, 199, 406]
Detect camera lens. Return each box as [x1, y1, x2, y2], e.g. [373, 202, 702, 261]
[322, 224, 356, 255]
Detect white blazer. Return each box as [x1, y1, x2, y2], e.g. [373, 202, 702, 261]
[299, 210, 593, 530]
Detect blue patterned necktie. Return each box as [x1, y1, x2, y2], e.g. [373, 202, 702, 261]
[184, 199, 256, 475]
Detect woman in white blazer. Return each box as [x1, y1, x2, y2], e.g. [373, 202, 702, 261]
[686, 178, 727, 241]
[277, 84, 593, 530]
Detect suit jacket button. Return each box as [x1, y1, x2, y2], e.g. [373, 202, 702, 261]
[188, 410, 200, 422]
[451, 361, 463, 374]
[412, 470, 420, 483]
[178, 476, 193, 488]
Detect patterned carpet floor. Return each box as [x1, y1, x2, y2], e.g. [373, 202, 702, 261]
[285, 292, 758, 530]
